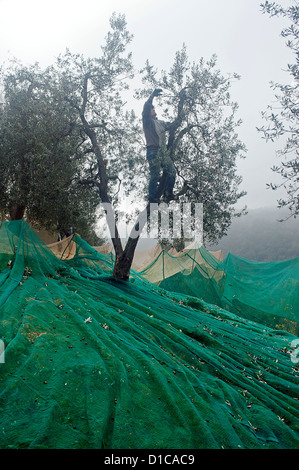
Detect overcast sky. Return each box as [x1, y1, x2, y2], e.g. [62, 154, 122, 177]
[0, 0, 296, 212]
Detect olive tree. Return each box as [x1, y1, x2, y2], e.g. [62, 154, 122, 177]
[258, 1, 299, 218]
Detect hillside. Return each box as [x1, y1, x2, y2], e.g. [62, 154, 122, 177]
[0, 220, 298, 449]
[206, 207, 299, 262]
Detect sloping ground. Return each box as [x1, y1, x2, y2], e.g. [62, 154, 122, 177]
[0, 220, 299, 449]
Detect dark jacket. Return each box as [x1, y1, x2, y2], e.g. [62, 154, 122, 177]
[142, 96, 171, 149]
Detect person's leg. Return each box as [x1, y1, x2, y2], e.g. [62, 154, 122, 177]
[146, 149, 162, 202]
[162, 154, 176, 199]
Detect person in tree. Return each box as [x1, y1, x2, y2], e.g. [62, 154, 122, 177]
[142, 89, 176, 203]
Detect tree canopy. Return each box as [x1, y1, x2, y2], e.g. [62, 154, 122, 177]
[259, 0, 299, 218]
[0, 60, 100, 242]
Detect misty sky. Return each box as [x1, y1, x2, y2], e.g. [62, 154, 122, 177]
[0, 0, 296, 211]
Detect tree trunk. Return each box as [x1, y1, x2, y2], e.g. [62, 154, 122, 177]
[112, 203, 150, 280]
[9, 204, 26, 220]
[113, 250, 136, 281]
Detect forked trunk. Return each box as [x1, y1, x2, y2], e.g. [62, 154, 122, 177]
[112, 204, 150, 280]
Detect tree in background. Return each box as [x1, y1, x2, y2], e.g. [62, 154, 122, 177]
[259, 0, 299, 218]
[0, 60, 100, 243]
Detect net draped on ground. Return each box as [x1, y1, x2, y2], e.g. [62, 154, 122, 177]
[0, 220, 298, 449]
[138, 243, 299, 336]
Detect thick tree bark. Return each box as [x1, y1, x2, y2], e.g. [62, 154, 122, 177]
[9, 204, 26, 220]
[113, 251, 135, 281]
[112, 204, 150, 280]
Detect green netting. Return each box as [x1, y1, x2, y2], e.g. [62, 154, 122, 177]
[139, 244, 299, 335]
[0, 220, 299, 449]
